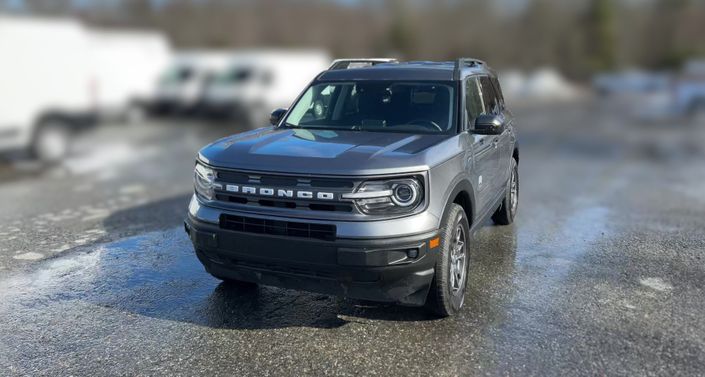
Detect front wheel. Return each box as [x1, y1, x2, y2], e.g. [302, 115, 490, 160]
[425, 204, 470, 317]
[492, 158, 519, 225]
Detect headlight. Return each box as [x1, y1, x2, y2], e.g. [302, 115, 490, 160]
[343, 178, 423, 215]
[194, 162, 216, 200]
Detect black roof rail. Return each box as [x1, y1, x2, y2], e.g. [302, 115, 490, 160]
[453, 58, 486, 80]
[328, 58, 399, 70]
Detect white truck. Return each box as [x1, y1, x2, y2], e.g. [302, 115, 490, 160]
[151, 51, 232, 115]
[87, 29, 172, 122]
[200, 50, 331, 126]
[0, 16, 173, 162]
[0, 16, 93, 161]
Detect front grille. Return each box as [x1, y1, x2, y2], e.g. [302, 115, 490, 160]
[215, 194, 354, 212]
[213, 169, 358, 213]
[220, 214, 336, 241]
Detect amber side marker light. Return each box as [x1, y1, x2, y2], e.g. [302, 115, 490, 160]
[429, 237, 440, 249]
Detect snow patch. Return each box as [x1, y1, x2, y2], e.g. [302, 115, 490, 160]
[13, 252, 45, 261]
[639, 277, 673, 292]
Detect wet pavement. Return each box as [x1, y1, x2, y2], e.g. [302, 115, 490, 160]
[1, 104, 704, 376]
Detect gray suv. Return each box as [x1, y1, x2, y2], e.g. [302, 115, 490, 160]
[185, 58, 519, 317]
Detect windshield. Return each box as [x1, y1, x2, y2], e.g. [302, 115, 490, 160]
[284, 81, 456, 134]
[160, 65, 194, 84]
[213, 66, 254, 85]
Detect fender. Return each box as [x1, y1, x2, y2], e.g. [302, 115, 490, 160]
[439, 176, 477, 229]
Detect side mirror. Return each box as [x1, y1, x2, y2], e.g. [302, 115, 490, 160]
[269, 108, 287, 126]
[473, 114, 505, 135]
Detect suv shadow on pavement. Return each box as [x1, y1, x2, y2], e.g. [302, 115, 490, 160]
[83, 201, 519, 330]
[201, 224, 518, 329]
[101, 193, 193, 239]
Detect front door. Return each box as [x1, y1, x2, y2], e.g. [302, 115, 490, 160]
[465, 77, 500, 214]
[478, 76, 509, 198]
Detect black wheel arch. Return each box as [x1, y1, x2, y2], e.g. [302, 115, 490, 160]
[441, 178, 476, 230]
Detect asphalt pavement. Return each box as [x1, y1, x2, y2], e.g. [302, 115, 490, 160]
[1, 103, 704, 376]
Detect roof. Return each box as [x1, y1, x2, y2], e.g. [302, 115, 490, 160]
[317, 60, 490, 82]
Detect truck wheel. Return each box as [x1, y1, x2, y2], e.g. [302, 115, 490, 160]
[425, 203, 470, 317]
[32, 121, 71, 163]
[492, 158, 519, 225]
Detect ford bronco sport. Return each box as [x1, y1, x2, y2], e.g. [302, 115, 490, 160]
[185, 58, 519, 317]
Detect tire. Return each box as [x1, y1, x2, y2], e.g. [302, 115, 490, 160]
[425, 203, 470, 317]
[32, 120, 71, 163]
[492, 158, 519, 225]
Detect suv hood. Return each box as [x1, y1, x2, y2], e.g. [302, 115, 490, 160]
[198, 127, 461, 175]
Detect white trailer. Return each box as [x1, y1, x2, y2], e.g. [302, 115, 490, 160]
[0, 16, 93, 161]
[0, 16, 173, 161]
[200, 49, 331, 126]
[87, 29, 172, 122]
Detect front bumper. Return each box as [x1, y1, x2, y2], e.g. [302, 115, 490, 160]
[185, 212, 439, 306]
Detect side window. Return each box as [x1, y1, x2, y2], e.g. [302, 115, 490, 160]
[491, 77, 505, 108]
[465, 77, 484, 129]
[287, 85, 337, 125]
[479, 76, 500, 115]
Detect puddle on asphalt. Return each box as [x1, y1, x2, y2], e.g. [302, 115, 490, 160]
[0, 227, 437, 330]
[0, 204, 615, 332]
[516, 206, 611, 280]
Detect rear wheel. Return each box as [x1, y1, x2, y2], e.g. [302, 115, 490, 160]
[425, 204, 470, 317]
[492, 158, 519, 225]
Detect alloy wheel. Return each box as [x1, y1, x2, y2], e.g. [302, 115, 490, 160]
[449, 222, 467, 293]
[510, 167, 518, 215]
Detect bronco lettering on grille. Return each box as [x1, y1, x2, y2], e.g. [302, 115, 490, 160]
[222, 184, 336, 201]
